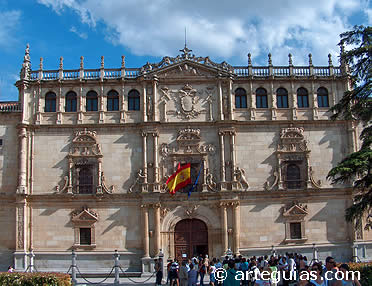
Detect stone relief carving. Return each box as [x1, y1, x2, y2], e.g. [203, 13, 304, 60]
[264, 169, 279, 191]
[267, 126, 322, 190]
[282, 201, 308, 217]
[185, 205, 199, 217]
[234, 167, 249, 191]
[56, 129, 115, 195]
[71, 206, 98, 222]
[139, 46, 233, 75]
[128, 169, 146, 193]
[205, 168, 217, 192]
[176, 84, 201, 119]
[17, 207, 24, 249]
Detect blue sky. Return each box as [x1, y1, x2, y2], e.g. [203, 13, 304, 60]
[0, 0, 371, 101]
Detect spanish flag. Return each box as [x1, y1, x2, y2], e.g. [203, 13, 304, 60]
[166, 163, 191, 195]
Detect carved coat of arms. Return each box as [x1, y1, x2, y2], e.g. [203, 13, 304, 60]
[177, 84, 200, 119]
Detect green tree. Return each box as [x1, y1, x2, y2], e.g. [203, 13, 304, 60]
[327, 25, 372, 230]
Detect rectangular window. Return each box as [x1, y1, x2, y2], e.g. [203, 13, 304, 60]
[80, 228, 91, 245]
[290, 222, 302, 239]
[0, 139, 2, 146]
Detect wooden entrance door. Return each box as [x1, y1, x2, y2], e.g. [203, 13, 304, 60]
[174, 219, 208, 260]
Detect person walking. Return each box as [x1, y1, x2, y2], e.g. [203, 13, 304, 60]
[188, 263, 198, 286]
[155, 258, 163, 286]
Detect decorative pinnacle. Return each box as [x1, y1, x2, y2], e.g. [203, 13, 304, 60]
[80, 56, 84, 69]
[59, 57, 63, 70]
[328, 53, 333, 66]
[179, 45, 192, 59]
[101, 56, 104, 68]
[247, 53, 252, 66]
[308, 53, 313, 66]
[121, 55, 125, 68]
[268, 53, 272, 66]
[23, 44, 30, 64]
[288, 53, 293, 66]
[39, 57, 43, 70]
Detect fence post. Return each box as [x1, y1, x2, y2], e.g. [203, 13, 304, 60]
[71, 250, 77, 285]
[114, 250, 120, 285]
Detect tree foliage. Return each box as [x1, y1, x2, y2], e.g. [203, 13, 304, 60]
[327, 25, 372, 230]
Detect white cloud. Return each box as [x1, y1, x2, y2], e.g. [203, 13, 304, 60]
[37, 0, 367, 65]
[69, 26, 88, 39]
[366, 8, 372, 24]
[0, 10, 21, 48]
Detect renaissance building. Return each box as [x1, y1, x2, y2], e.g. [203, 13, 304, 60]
[0, 45, 370, 273]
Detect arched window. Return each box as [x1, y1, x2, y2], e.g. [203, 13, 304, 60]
[297, 87, 309, 108]
[317, 87, 329, 107]
[45, 92, 56, 112]
[276, 88, 288, 108]
[256, 88, 268, 108]
[65, 91, 77, 112]
[86, 91, 98, 111]
[235, 88, 247, 108]
[128, 89, 140, 111]
[107, 90, 119, 111]
[286, 164, 301, 189]
[78, 166, 93, 194]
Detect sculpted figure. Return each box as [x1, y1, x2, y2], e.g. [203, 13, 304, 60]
[206, 168, 217, 191]
[234, 167, 249, 191]
[128, 169, 145, 193]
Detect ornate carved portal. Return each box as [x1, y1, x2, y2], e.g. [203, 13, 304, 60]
[174, 219, 208, 260]
[56, 129, 114, 195]
[160, 127, 216, 193]
[265, 126, 322, 191]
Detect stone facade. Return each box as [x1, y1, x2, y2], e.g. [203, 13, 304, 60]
[0, 45, 371, 272]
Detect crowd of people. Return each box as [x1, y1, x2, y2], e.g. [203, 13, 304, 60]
[154, 253, 362, 286]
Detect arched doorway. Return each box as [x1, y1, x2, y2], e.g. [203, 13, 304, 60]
[174, 219, 208, 260]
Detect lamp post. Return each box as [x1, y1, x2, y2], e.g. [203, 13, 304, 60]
[312, 243, 318, 262]
[271, 245, 276, 257]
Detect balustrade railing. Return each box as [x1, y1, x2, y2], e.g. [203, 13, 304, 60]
[273, 67, 290, 76]
[63, 70, 79, 79]
[104, 69, 121, 78]
[26, 64, 342, 80]
[0, 102, 21, 112]
[313, 67, 330, 76]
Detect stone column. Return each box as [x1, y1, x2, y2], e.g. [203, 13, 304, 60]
[142, 83, 147, 122]
[228, 77, 234, 120]
[141, 132, 148, 185]
[142, 205, 150, 258]
[154, 204, 161, 255]
[17, 127, 28, 194]
[56, 85, 62, 124]
[153, 76, 158, 121]
[218, 131, 226, 188]
[99, 84, 104, 123]
[230, 130, 236, 181]
[153, 132, 159, 183]
[217, 79, 224, 120]
[120, 81, 126, 123]
[221, 203, 228, 254]
[232, 202, 240, 255]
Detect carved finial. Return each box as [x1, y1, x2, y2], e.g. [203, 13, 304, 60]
[328, 53, 333, 66]
[268, 53, 272, 66]
[308, 53, 313, 66]
[101, 56, 104, 68]
[20, 44, 31, 79]
[80, 56, 84, 69]
[288, 53, 293, 66]
[59, 57, 63, 70]
[121, 55, 125, 68]
[39, 57, 43, 70]
[248, 53, 252, 66]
